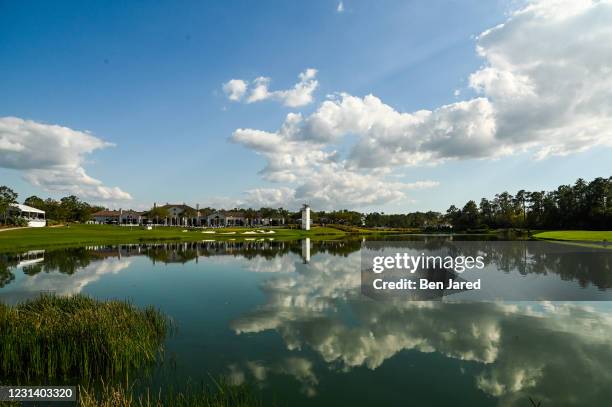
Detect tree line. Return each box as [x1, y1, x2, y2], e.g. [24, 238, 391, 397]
[308, 209, 442, 229]
[444, 176, 612, 230]
[2, 175, 610, 229]
[307, 176, 612, 231]
[0, 186, 106, 225]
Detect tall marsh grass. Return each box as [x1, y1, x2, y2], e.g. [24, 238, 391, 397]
[0, 295, 169, 380]
[78, 379, 264, 407]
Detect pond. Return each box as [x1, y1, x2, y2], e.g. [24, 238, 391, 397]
[1, 237, 612, 406]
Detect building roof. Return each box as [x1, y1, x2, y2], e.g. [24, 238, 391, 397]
[207, 210, 245, 218]
[161, 204, 196, 211]
[92, 210, 120, 217]
[122, 211, 144, 216]
[225, 211, 246, 217]
[13, 203, 45, 214]
[92, 210, 143, 217]
[206, 210, 285, 219]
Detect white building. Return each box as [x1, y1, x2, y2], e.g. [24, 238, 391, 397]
[208, 211, 247, 227]
[9, 204, 46, 227]
[91, 210, 144, 225]
[301, 204, 311, 231]
[161, 204, 199, 226]
[206, 211, 285, 227]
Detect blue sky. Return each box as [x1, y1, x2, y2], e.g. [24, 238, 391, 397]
[1, 0, 611, 212]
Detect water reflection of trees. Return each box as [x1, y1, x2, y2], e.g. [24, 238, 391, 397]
[291, 239, 363, 258]
[0, 255, 18, 287]
[26, 248, 93, 275]
[365, 239, 612, 290]
[2, 239, 610, 290]
[0, 240, 363, 283]
[478, 242, 612, 289]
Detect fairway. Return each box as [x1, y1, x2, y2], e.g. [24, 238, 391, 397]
[533, 230, 612, 242]
[0, 224, 346, 252]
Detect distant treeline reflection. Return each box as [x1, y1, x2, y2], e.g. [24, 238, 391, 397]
[0, 239, 363, 286]
[366, 240, 612, 290]
[1, 238, 611, 290]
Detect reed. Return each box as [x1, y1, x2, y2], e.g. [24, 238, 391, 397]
[78, 379, 264, 407]
[0, 295, 169, 381]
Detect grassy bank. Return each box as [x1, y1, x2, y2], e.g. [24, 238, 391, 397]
[78, 380, 263, 407]
[0, 224, 346, 252]
[0, 382, 262, 407]
[532, 230, 612, 242]
[0, 295, 263, 406]
[0, 295, 168, 380]
[0, 381, 263, 407]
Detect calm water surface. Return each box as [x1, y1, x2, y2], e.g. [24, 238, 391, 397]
[1, 237, 611, 406]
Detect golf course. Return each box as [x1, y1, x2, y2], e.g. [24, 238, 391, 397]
[1, 223, 611, 252]
[0, 224, 349, 252]
[532, 230, 612, 242]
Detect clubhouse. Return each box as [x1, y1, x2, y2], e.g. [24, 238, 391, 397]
[91, 203, 286, 227]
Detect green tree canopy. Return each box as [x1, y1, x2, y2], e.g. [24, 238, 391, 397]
[0, 186, 18, 225]
[148, 206, 169, 220]
[24, 196, 45, 210]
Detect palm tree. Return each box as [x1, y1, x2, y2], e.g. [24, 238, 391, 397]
[148, 206, 169, 226]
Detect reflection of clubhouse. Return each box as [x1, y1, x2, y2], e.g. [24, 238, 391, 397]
[91, 203, 286, 227]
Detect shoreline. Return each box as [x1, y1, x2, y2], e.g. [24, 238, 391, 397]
[0, 224, 348, 252]
[1, 224, 610, 253]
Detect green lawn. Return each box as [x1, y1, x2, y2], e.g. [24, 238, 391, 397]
[533, 230, 612, 241]
[0, 224, 346, 252]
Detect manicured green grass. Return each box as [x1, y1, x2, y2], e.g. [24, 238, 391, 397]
[533, 230, 612, 242]
[0, 295, 169, 381]
[0, 224, 346, 252]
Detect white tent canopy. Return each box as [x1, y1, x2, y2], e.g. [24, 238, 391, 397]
[9, 203, 46, 227]
[14, 204, 45, 214]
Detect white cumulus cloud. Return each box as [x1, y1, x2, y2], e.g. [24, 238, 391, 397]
[243, 187, 296, 208]
[223, 69, 319, 107]
[0, 117, 132, 201]
[231, 125, 438, 209]
[222, 79, 248, 101]
[230, 0, 612, 208]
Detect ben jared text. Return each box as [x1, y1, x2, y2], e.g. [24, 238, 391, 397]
[370, 252, 485, 292]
